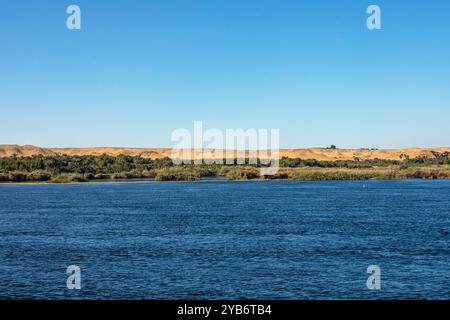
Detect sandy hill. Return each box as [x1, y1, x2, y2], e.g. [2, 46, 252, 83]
[1, 144, 449, 161]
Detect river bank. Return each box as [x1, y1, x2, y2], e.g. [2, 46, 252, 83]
[2, 154, 450, 183]
[1, 165, 450, 183]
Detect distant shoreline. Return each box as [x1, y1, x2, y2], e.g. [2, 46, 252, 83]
[1, 152, 449, 183]
[2, 177, 450, 186]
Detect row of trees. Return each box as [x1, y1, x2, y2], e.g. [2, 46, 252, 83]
[0, 154, 174, 175]
[0, 152, 449, 176]
[279, 152, 450, 168]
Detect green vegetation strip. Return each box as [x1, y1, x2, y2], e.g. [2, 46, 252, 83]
[0, 153, 449, 183]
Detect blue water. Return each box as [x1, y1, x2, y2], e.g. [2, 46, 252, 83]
[0, 180, 449, 299]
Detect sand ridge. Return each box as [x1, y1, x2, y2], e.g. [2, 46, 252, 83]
[1, 144, 449, 161]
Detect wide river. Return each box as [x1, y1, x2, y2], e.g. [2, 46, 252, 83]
[0, 180, 449, 299]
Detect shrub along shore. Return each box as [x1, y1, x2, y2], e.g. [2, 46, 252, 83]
[0, 153, 449, 183]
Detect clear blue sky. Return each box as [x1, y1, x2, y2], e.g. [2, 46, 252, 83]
[1, 0, 449, 148]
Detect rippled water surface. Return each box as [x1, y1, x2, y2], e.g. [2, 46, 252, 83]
[0, 180, 449, 299]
